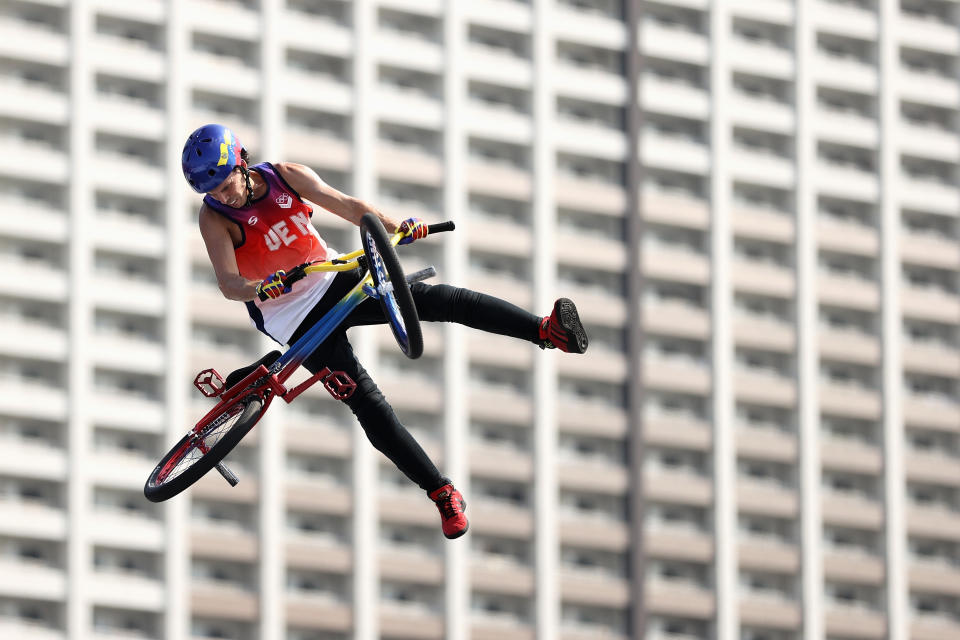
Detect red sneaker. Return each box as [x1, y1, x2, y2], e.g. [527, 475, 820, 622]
[428, 483, 469, 539]
[538, 298, 589, 354]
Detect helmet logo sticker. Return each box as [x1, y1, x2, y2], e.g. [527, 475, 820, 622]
[247, 216, 258, 225]
[276, 194, 293, 209]
[217, 130, 233, 166]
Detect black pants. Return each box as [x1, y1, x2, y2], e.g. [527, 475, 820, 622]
[287, 270, 542, 493]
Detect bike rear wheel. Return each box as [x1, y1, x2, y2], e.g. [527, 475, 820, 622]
[143, 394, 264, 503]
[360, 212, 423, 359]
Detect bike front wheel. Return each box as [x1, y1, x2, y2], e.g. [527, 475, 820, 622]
[143, 394, 264, 503]
[360, 212, 423, 359]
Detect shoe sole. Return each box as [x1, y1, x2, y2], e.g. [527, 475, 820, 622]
[555, 298, 589, 354]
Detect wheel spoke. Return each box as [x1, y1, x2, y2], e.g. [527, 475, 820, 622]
[156, 402, 246, 484]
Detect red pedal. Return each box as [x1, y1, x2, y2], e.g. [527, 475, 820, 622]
[194, 369, 226, 398]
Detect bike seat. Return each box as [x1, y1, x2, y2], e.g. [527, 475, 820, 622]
[224, 350, 282, 390]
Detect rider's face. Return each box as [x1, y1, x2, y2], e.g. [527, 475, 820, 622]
[207, 168, 246, 208]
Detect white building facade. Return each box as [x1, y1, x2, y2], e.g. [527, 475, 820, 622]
[0, 1, 958, 640]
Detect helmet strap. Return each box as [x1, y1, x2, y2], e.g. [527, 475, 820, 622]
[239, 163, 254, 207]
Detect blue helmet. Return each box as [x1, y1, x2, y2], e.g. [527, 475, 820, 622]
[181, 124, 244, 193]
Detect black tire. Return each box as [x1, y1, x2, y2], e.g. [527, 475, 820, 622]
[143, 395, 264, 503]
[359, 212, 423, 359]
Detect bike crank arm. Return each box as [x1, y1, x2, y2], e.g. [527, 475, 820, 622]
[362, 266, 437, 299]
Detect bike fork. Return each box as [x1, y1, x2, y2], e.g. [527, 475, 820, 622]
[194, 436, 240, 487]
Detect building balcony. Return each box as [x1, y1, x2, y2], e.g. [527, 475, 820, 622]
[645, 579, 715, 619]
[729, 39, 794, 80]
[463, 0, 532, 32]
[0, 319, 66, 362]
[285, 129, 352, 171]
[824, 607, 886, 640]
[90, 36, 165, 83]
[556, 227, 626, 272]
[88, 449, 155, 492]
[732, 258, 795, 298]
[0, 500, 66, 541]
[820, 436, 882, 476]
[640, 21, 709, 66]
[89, 391, 165, 433]
[899, 71, 960, 110]
[280, 69, 352, 114]
[380, 607, 444, 640]
[191, 582, 259, 621]
[817, 217, 878, 257]
[820, 382, 881, 421]
[644, 414, 711, 451]
[560, 567, 630, 608]
[375, 31, 443, 74]
[380, 547, 444, 585]
[727, 0, 793, 23]
[818, 273, 879, 312]
[900, 177, 960, 217]
[641, 132, 710, 175]
[813, 53, 877, 95]
[739, 596, 801, 631]
[901, 284, 960, 324]
[812, 0, 878, 40]
[557, 282, 626, 328]
[88, 511, 164, 552]
[558, 458, 629, 495]
[286, 538, 351, 577]
[901, 231, 960, 271]
[0, 79, 68, 125]
[555, 5, 626, 49]
[640, 75, 710, 121]
[91, 96, 165, 141]
[559, 342, 628, 385]
[467, 331, 532, 370]
[642, 189, 710, 229]
[464, 45, 533, 90]
[0, 16, 68, 66]
[464, 103, 532, 146]
[0, 140, 68, 183]
[899, 123, 960, 164]
[910, 562, 960, 598]
[734, 315, 795, 353]
[814, 163, 879, 202]
[192, 526, 259, 564]
[92, 214, 166, 258]
[730, 95, 794, 136]
[0, 559, 65, 601]
[646, 528, 713, 564]
[555, 175, 627, 217]
[185, 0, 261, 39]
[738, 478, 798, 519]
[900, 12, 959, 55]
[92, 334, 165, 375]
[471, 557, 534, 597]
[643, 354, 711, 396]
[814, 109, 879, 150]
[905, 450, 960, 487]
[0, 378, 67, 423]
[474, 621, 535, 640]
[821, 491, 883, 530]
[559, 509, 630, 552]
[90, 0, 164, 21]
[553, 63, 628, 106]
[88, 572, 164, 611]
[736, 425, 797, 464]
[642, 245, 710, 285]
[912, 617, 960, 640]
[187, 53, 259, 100]
[731, 206, 795, 244]
[377, 143, 443, 187]
[735, 369, 796, 407]
[644, 299, 710, 340]
[556, 119, 627, 162]
[819, 328, 880, 366]
[465, 160, 533, 202]
[473, 501, 534, 539]
[645, 469, 712, 507]
[738, 539, 800, 574]
[557, 397, 629, 440]
[903, 393, 960, 432]
[280, 13, 352, 57]
[822, 550, 884, 585]
[373, 87, 443, 130]
[93, 156, 165, 200]
[0, 200, 67, 243]
[468, 384, 534, 426]
[908, 504, 960, 541]
[0, 620, 63, 640]
[729, 149, 795, 190]
[286, 597, 351, 633]
[902, 341, 960, 378]
[471, 442, 532, 483]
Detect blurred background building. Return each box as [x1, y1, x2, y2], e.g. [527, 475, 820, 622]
[0, 0, 959, 640]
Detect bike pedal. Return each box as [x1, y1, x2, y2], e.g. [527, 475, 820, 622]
[194, 369, 226, 398]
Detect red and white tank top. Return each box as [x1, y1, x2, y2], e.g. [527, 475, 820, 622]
[204, 162, 338, 344]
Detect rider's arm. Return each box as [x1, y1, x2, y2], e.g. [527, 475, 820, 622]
[274, 162, 401, 232]
[198, 205, 261, 302]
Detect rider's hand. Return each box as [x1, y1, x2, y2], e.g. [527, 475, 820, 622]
[257, 269, 292, 301]
[398, 218, 428, 245]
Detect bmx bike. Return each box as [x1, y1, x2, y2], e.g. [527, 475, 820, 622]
[143, 213, 453, 503]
